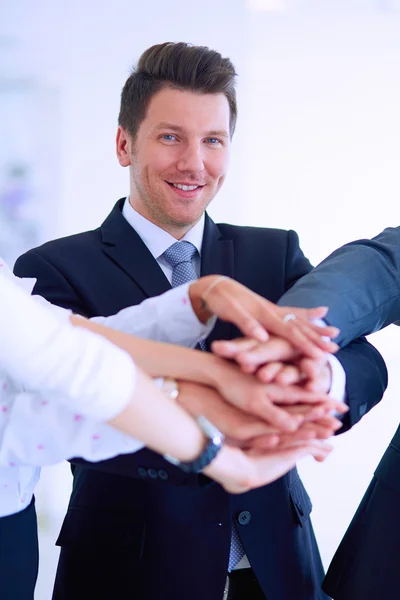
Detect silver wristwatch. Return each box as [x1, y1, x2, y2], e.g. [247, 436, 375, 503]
[164, 416, 224, 474]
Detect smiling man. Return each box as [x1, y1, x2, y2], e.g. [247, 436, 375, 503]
[14, 43, 387, 600]
[118, 93, 230, 235]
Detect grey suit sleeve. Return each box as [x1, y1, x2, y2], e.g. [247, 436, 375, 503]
[279, 227, 400, 346]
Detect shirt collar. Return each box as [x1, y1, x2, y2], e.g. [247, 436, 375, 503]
[122, 197, 205, 260]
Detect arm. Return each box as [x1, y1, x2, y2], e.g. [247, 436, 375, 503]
[279, 227, 400, 346]
[284, 230, 388, 426]
[223, 231, 388, 433]
[1, 268, 335, 492]
[1, 273, 335, 491]
[0, 272, 211, 469]
[92, 284, 216, 347]
[14, 247, 339, 356]
[10, 247, 338, 483]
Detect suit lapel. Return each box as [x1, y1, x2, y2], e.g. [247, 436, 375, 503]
[100, 199, 171, 299]
[100, 202, 236, 343]
[201, 214, 235, 346]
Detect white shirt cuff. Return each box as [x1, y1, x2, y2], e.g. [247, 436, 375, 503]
[313, 318, 347, 404]
[92, 283, 216, 348]
[326, 353, 347, 403]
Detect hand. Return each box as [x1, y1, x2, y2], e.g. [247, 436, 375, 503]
[177, 381, 344, 450]
[205, 357, 343, 432]
[189, 276, 340, 358]
[177, 381, 281, 447]
[251, 414, 343, 451]
[203, 440, 333, 494]
[236, 402, 344, 450]
[212, 336, 332, 391]
[212, 335, 300, 373]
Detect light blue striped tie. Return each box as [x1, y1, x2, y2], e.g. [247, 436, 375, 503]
[162, 240, 246, 571]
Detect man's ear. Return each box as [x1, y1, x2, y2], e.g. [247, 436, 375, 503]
[116, 126, 132, 167]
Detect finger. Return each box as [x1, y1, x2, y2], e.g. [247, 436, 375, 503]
[247, 396, 305, 431]
[289, 320, 340, 354]
[177, 385, 281, 441]
[295, 423, 336, 440]
[265, 383, 333, 405]
[251, 429, 316, 449]
[211, 338, 259, 358]
[274, 364, 304, 386]
[299, 357, 331, 390]
[302, 398, 348, 416]
[211, 291, 269, 342]
[198, 402, 279, 442]
[236, 339, 299, 368]
[271, 439, 334, 455]
[258, 307, 339, 358]
[300, 357, 325, 379]
[276, 402, 348, 421]
[256, 362, 286, 383]
[302, 366, 332, 395]
[245, 434, 281, 450]
[296, 306, 329, 320]
[280, 404, 328, 420]
[239, 362, 259, 375]
[281, 306, 340, 338]
[250, 441, 333, 480]
[308, 416, 344, 432]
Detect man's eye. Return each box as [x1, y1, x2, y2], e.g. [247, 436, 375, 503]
[161, 134, 177, 142]
[205, 138, 221, 145]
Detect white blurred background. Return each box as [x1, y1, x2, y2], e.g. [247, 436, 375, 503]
[1, 0, 400, 597]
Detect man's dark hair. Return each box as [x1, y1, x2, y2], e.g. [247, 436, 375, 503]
[118, 42, 237, 140]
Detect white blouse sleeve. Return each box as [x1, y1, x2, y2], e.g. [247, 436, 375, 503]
[0, 259, 214, 468]
[91, 283, 216, 347]
[0, 269, 136, 422]
[0, 386, 143, 467]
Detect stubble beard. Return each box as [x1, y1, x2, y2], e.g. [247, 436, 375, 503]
[132, 166, 215, 231]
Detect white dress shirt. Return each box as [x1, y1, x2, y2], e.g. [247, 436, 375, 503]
[0, 259, 215, 517]
[122, 197, 204, 282]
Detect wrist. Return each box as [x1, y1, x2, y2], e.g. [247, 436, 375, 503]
[203, 445, 251, 493]
[164, 416, 224, 472]
[188, 276, 217, 324]
[191, 352, 230, 389]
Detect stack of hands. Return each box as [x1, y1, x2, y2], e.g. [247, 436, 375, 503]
[177, 276, 346, 493]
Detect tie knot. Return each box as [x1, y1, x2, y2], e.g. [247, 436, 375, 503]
[163, 241, 197, 268]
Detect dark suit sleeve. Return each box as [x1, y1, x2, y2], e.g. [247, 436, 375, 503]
[14, 250, 92, 317]
[279, 227, 400, 347]
[284, 230, 388, 433]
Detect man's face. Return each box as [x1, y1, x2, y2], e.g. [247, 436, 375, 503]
[117, 87, 231, 237]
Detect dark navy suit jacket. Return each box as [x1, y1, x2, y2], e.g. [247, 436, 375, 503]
[280, 226, 400, 600]
[14, 200, 388, 600]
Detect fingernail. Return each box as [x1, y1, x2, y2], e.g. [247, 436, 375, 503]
[251, 327, 268, 342]
[283, 419, 297, 431]
[311, 409, 325, 419]
[325, 328, 340, 338]
[284, 416, 303, 430]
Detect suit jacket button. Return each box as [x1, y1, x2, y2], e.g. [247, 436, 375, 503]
[138, 467, 147, 477]
[148, 468, 158, 479]
[237, 511, 252, 526]
[158, 469, 168, 480]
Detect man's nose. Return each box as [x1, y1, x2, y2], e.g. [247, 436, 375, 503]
[176, 143, 204, 174]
